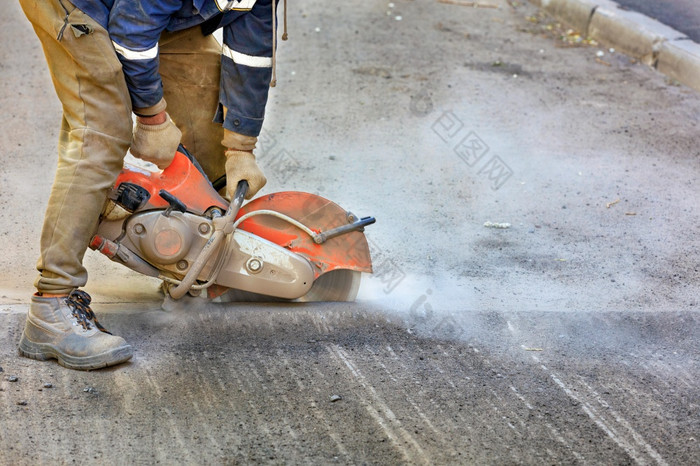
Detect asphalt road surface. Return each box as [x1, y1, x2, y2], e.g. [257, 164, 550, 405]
[1, 0, 698, 464]
[614, 0, 700, 42]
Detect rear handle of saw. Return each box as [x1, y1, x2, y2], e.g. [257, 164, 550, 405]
[167, 180, 248, 299]
[314, 216, 376, 244]
[211, 174, 376, 242]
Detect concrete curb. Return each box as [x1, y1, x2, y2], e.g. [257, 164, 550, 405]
[529, 0, 700, 93]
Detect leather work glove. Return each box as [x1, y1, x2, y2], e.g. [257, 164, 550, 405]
[225, 150, 267, 200]
[130, 112, 182, 170]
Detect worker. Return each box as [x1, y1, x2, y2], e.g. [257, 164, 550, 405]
[17, 0, 281, 370]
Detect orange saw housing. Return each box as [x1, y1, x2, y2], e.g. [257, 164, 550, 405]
[113, 150, 373, 280]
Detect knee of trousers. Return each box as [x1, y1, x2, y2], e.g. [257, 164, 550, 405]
[75, 119, 133, 178]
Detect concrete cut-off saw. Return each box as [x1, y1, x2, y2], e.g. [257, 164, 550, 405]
[90, 145, 375, 302]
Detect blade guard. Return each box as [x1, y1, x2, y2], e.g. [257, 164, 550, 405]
[235, 192, 373, 279]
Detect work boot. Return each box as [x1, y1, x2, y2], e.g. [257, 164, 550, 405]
[18, 290, 132, 371]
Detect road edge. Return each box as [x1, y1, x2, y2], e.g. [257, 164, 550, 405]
[529, 0, 700, 93]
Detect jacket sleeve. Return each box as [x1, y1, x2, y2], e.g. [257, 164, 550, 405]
[215, 0, 275, 137]
[108, 0, 183, 115]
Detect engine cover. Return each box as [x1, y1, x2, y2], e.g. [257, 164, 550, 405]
[122, 210, 315, 299]
[125, 211, 211, 266]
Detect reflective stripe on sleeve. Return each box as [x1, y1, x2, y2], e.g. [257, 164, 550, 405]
[112, 41, 159, 60]
[216, 0, 257, 11]
[222, 44, 272, 68]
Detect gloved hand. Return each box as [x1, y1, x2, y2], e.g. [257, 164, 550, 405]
[130, 112, 182, 170]
[225, 150, 267, 200]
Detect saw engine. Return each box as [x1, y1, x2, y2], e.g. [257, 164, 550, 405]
[91, 146, 375, 301]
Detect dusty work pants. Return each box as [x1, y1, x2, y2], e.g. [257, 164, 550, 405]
[160, 29, 226, 182]
[21, 0, 224, 294]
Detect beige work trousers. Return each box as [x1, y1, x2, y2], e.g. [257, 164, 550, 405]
[21, 0, 224, 294]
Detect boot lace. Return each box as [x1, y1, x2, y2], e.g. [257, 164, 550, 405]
[65, 290, 112, 335]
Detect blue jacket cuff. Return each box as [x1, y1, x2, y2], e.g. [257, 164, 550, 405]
[215, 104, 264, 138]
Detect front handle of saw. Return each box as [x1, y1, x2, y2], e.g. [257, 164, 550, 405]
[167, 181, 248, 299]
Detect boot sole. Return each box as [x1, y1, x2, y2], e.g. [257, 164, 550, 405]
[18, 335, 133, 371]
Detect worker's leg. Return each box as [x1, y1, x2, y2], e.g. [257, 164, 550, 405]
[21, 0, 133, 294]
[18, 0, 133, 370]
[159, 27, 226, 183]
